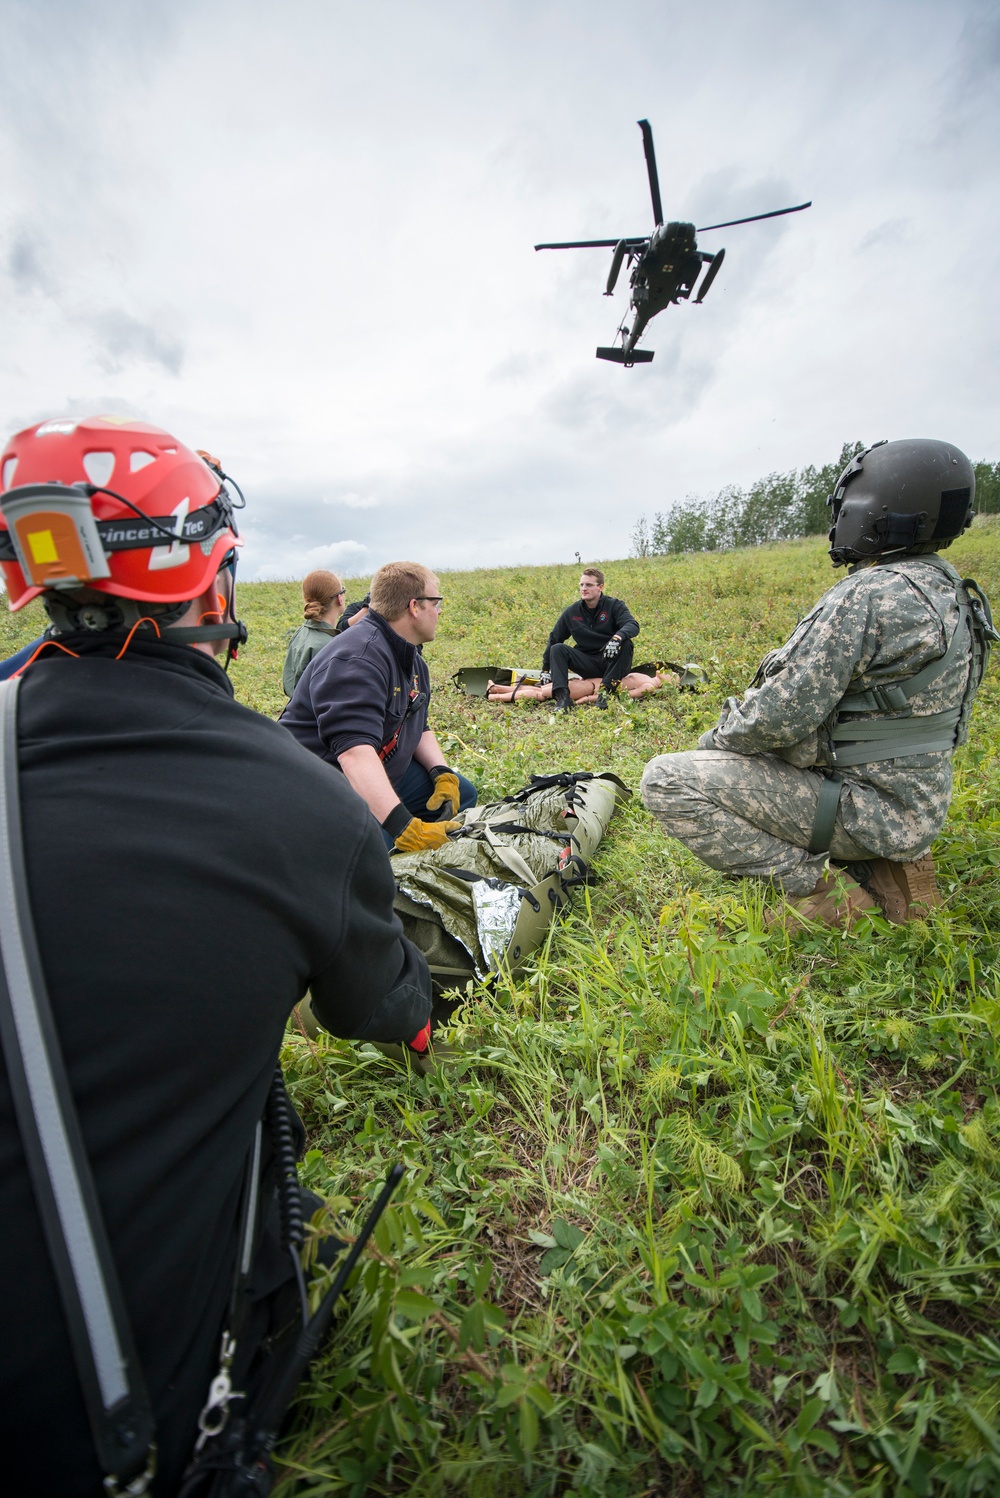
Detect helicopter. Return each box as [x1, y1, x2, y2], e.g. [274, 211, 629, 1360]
[534, 120, 811, 366]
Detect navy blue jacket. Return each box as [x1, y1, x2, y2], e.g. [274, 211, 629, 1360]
[281, 610, 430, 788]
[542, 594, 639, 668]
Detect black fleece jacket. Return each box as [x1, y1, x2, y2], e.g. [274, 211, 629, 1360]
[280, 610, 431, 786]
[0, 636, 430, 1495]
[542, 594, 639, 668]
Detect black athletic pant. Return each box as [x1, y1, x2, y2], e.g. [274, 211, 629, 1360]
[549, 640, 634, 693]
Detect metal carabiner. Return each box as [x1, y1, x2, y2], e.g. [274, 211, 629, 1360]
[193, 1333, 244, 1451]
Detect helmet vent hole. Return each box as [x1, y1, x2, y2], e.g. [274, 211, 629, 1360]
[82, 451, 115, 487]
[1, 457, 17, 491]
[129, 450, 157, 472]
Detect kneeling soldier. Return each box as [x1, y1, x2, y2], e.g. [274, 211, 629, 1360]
[641, 439, 995, 927]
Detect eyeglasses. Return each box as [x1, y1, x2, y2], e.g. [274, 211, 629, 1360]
[413, 596, 444, 607]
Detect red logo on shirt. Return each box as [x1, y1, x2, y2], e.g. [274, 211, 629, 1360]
[598, 611, 608, 623]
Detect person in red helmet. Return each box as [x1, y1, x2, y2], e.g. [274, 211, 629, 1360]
[0, 415, 432, 1495]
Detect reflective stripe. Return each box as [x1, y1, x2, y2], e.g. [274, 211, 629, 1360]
[239, 1123, 263, 1279]
[0, 681, 129, 1408]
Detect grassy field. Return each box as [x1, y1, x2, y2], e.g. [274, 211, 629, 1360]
[7, 529, 999, 1496]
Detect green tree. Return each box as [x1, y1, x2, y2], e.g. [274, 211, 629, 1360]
[629, 515, 652, 558]
[794, 440, 866, 535]
[974, 461, 1000, 515]
[631, 440, 871, 558]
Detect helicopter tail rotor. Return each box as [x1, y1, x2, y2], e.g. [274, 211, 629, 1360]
[695, 247, 726, 303]
[637, 119, 664, 227]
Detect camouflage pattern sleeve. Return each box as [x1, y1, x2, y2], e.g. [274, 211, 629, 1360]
[713, 574, 877, 759]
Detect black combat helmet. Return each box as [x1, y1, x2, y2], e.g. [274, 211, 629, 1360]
[828, 438, 975, 568]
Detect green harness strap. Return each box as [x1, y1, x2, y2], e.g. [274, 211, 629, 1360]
[829, 557, 981, 771]
[808, 773, 843, 856]
[807, 556, 995, 854]
[830, 707, 963, 767]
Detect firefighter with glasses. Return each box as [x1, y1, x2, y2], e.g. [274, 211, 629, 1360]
[281, 560, 478, 851]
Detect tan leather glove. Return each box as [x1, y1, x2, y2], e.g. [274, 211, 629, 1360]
[393, 815, 460, 853]
[426, 766, 460, 821]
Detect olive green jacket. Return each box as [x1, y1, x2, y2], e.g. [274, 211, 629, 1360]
[281, 620, 338, 697]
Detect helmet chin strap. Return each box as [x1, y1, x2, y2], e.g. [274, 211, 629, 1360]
[42, 580, 248, 665]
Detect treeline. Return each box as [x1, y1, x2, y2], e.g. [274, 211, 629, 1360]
[631, 446, 1000, 557]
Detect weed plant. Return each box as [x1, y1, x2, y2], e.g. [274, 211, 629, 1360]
[6, 529, 998, 1494]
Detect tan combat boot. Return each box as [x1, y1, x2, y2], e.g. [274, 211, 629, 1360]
[767, 870, 880, 933]
[865, 853, 941, 925]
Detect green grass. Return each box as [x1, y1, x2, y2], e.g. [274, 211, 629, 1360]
[8, 529, 1000, 1495]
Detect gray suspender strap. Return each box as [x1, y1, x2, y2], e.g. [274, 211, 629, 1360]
[808, 773, 843, 856]
[0, 678, 156, 1495]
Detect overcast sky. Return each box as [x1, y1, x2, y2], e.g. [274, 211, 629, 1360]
[2, 0, 998, 582]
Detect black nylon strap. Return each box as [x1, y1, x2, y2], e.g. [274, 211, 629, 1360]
[0, 496, 232, 562]
[0, 678, 156, 1492]
[808, 773, 843, 856]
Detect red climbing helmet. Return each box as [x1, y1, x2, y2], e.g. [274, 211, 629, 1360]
[0, 415, 243, 611]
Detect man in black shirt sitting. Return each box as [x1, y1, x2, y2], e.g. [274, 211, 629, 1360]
[542, 566, 640, 712]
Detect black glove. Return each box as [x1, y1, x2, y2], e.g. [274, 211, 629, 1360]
[602, 636, 621, 660]
[538, 671, 552, 686]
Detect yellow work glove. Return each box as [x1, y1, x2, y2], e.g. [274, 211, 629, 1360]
[426, 766, 461, 821]
[393, 815, 460, 853]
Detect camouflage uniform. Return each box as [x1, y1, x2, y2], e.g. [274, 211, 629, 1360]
[641, 556, 979, 895]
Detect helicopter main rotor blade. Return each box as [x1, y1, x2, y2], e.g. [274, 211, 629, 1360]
[637, 119, 664, 227]
[696, 201, 812, 233]
[534, 237, 647, 250]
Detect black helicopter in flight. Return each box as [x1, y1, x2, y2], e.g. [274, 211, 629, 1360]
[534, 120, 811, 366]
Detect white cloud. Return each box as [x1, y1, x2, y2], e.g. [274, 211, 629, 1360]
[324, 492, 380, 509]
[0, 0, 997, 579]
[248, 539, 371, 583]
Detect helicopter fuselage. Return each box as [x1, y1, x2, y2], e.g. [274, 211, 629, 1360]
[632, 221, 703, 314]
[620, 221, 706, 358]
